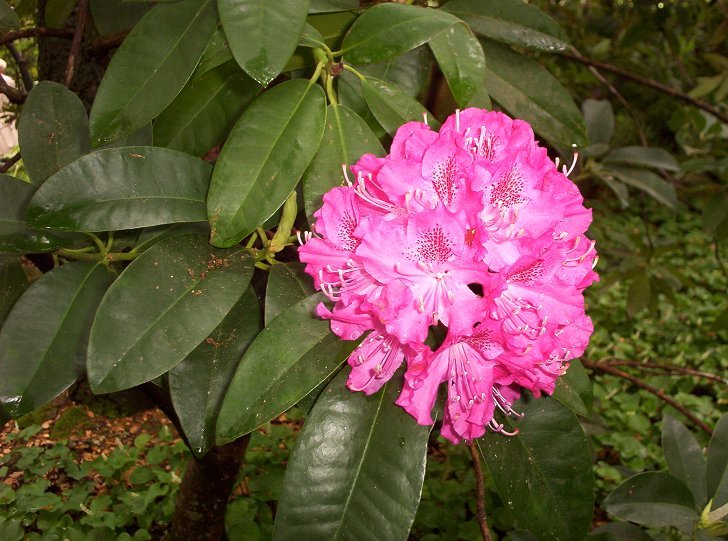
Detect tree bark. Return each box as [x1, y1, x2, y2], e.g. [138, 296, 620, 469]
[168, 436, 251, 541]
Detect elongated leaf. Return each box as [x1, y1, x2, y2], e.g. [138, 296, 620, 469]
[0, 175, 73, 254]
[303, 104, 384, 224]
[0, 262, 114, 417]
[591, 163, 629, 207]
[587, 522, 655, 541]
[707, 413, 728, 506]
[603, 146, 680, 172]
[627, 271, 651, 317]
[478, 397, 594, 541]
[342, 3, 459, 64]
[603, 472, 698, 532]
[429, 23, 485, 108]
[207, 80, 326, 247]
[356, 45, 432, 98]
[662, 415, 707, 507]
[169, 287, 262, 457]
[361, 76, 438, 135]
[87, 233, 254, 394]
[195, 28, 233, 79]
[442, 0, 568, 52]
[27, 147, 211, 232]
[100, 124, 153, 149]
[0, 1, 20, 32]
[299, 23, 325, 48]
[133, 222, 210, 254]
[89, 0, 217, 145]
[45, 0, 76, 28]
[605, 165, 678, 209]
[480, 39, 587, 151]
[582, 99, 614, 148]
[264, 262, 315, 325]
[89, 0, 151, 35]
[552, 359, 592, 417]
[219, 0, 310, 85]
[216, 294, 353, 443]
[309, 0, 358, 13]
[0, 257, 28, 326]
[154, 61, 260, 157]
[274, 369, 430, 540]
[18, 82, 90, 186]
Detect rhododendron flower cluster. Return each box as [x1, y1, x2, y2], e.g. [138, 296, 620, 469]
[298, 108, 598, 444]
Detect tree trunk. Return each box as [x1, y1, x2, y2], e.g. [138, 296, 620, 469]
[168, 436, 251, 541]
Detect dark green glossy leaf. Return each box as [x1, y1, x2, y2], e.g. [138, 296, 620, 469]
[707, 413, 728, 506]
[480, 39, 587, 151]
[342, 3, 458, 64]
[591, 163, 629, 208]
[264, 262, 314, 325]
[356, 45, 432, 98]
[17, 81, 90, 186]
[87, 233, 254, 394]
[662, 415, 707, 507]
[478, 397, 594, 541]
[89, 0, 152, 35]
[587, 522, 654, 541]
[442, 0, 569, 52]
[338, 71, 386, 139]
[207, 80, 326, 247]
[582, 99, 614, 148]
[154, 61, 260, 157]
[603, 472, 698, 531]
[429, 23, 485, 108]
[282, 12, 358, 73]
[626, 271, 651, 317]
[299, 23, 325, 48]
[99, 123, 153, 149]
[89, 0, 217, 145]
[45, 0, 75, 28]
[133, 222, 210, 254]
[552, 359, 592, 417]
[274, 369, 430, 540]
[603, 146, 680, 172]
[195, 28, 233, 79]
[309, 0, 358, 13]
[219, 0, 310, 85]
[303, 104, 384, 224]
[0, 175, 73, 254]
[169, 287, 262, 457]
[216, 294, 353, 443]
[0, 257, 28, 326]
[27, 147, 212, 232]
[361, 76, 438, 135]
[0, 262, 114, 417]
[605, 165, 678, 209]
[0, 1, 19, 32]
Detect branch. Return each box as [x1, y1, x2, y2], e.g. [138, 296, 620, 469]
[0, 27, 74, 46]
[560, 51, 728, 125]
[601, 359, 728, 385]
[5, 43, 33, 92]
[0, 152, 20, 173]
[0, 75, 24, 103]
[467, 442, 493, 541]
[65, 0, 90, 87]
[86, 30, 128, 54]
[582, 360, 714, 435]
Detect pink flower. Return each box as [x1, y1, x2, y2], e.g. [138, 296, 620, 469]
[298, 108, 598, 444]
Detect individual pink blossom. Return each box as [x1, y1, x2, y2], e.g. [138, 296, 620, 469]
[298, 107, 598, 444]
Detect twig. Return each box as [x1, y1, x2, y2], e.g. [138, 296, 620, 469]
[86, 30, 128, 54]
[0, 27, 74, 46]
[559, 51, 728, 125]
[467, 442, 493, 541]
[0, 152, 20, 173]
[582, 360, 714, 435]
[601, 359, 728, 385]
[65, 0, 89, 87]
[5, 43, 33, 92]
[0, 75, 24, 103]
[714, 242, 728, 283]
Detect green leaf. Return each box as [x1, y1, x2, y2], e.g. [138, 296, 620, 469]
[17, 81, 91, 186]
[429, 23, 485, 108]
[361, 76, 438, 135]
[0, 175, 74, 254]
[0, 262, 114, 417]
[99, 123, 153, 149]
[89, 0, 217, 145]
[26, 147, 212, 232]
[355, 46, 432, 98]
[309, 0, 358, 13]
[89, 0, 152, 35]
[219, 0, 310, 85]
[133, 222, 210, 254]
[216, 294, 353, 443]
[342, 3, 459, 65]
[605, 165, 678, 209]
[582, 99, 614, 147]
[195, 28, 233, 79]
[591, 163, 629, 208]
[662, 415, 707, 507]
[603, 147, 680, 172]
[303, 104, 384, 224]
[207, 80, 326, 247]
[707, 413, 728, 506]
[626, 271, 651, 317]
[153, 61, 260, 157]
[44, 0, 76, 28]
[87, 233, 254, 394]
[587, 522, 655, 541]
[273, 369, 431, 540]
[478, 397, 594, 541]
[0, 1, 20, 32]
[264, 262, 315, 325]
[169, 287, 262, 457]
[299, 22, 325, 48]
[603, 472, 699, 532]
[552, 359, 593, 417]
[480, 39, 587, 151]
[442, 0, 569, 52]
[0, 257, 27, 326]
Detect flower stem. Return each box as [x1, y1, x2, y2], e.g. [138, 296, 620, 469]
[342, 64, 366, 81]
[467, 442, 493, 541]
[310, 61, 325, 85]
[325, 72, 338, 105]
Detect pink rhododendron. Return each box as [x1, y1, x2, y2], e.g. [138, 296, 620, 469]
[298, 108, 598, 444]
